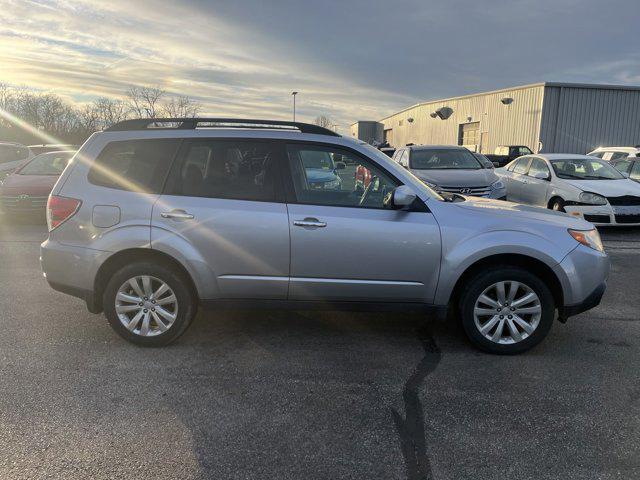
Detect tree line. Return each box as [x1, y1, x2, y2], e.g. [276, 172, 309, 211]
[0, 83, 202, 146]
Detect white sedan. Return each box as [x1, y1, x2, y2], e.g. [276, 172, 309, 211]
[496, 154, 640, 226]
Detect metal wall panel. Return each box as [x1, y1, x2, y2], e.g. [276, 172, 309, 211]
[349, 121, 384, 145]
[540, 85, 640, 153]
[379, 84, 545, 153]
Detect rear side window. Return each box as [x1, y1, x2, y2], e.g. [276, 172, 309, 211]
[88, 140, 180, 193]
[165, 140, 279, 202]
[610, 152, 629, 160]
[612, 159, 632, 174]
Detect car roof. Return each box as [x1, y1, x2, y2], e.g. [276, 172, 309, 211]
[0, 141, 27, 147]
[406, 145, 468, 150]
[535, 153, 603, 161]
[589, 146, 640, 152]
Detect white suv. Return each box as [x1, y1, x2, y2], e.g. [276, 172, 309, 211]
[588, 146, 640, 161]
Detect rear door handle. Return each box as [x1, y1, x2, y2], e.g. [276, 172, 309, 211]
[161, 210, 194, 220]
[294, 218, 327, 228]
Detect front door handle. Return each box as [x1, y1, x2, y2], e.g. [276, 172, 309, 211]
[293, 218, 327, 228]
[161, 210, 194, 220]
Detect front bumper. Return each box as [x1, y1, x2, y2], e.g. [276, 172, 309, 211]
[554, 244, 610, 319]
[558, 282, 606, 320]
[564, 204, 640, 226]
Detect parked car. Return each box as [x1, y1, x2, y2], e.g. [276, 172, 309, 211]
[392, 145, 506, 199]
[28, 144, 79, 155]
[0, 142, 33, 180]
[380, 147, 396, 158]
[610, 156, 640, 183]
[484, 145, 533, 167]
[0, 150, 76, 216]
[588, 146, 640, 161]
[496, 154, 640, 226]
[41, 118, 609, 354]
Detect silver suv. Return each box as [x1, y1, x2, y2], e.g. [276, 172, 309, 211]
[41, 118, 610, 354]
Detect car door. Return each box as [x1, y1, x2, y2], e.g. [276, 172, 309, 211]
[504, 157, 532, 202]
[151, 138, 290, 299]
[283, 142, 441, 303]
[519, 158, 552, 206]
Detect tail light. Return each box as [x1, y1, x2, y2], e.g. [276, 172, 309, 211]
[47, 195, 81, 231]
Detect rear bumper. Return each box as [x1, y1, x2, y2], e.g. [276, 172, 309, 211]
[40, 238, 107, 313]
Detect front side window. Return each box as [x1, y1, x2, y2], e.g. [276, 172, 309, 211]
[409, 148, 482, 170]
[527, 158, 550, 178]
[551, 158, 624, 180]
[517, 146, 532, 156]
[286, 144, 399, 209]
[512, 157, 531, 174]
[166, 140, 279, 202]
[19, 151, 74, 175]
[612, 159, 632, 174]
[88, 139, 180, 193]
[630, 161, 640, 181]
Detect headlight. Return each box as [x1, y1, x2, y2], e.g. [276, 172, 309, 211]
[568, 228, 604, 252]
[490, 180, 505, 190]
[579, 192, 607, 205]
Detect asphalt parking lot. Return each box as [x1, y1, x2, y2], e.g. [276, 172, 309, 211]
[1, 217, 639, 480]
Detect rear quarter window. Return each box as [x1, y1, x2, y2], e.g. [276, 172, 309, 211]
[88, 139, 180, 193]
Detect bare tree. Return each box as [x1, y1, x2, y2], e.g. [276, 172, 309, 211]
[161, 95, 201, 118]
[126, 86, 165, 118]
[314, 115, 334, 129]
[94, 97, 129, 127]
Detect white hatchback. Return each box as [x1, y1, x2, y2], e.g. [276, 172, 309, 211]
[497, 154, 640, 226]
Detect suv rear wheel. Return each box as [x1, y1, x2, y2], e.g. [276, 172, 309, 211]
[459, 267, 554, 354]
[103, 262, 197, 346]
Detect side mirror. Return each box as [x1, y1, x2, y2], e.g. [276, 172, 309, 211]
[483, 161, 494, 169]
[335, 161, 346, 170]
[385, 185, 417, 210]
[492, 161, 500, 168]
[533, 171, 550, 180]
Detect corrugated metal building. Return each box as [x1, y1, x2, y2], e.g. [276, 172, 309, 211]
[376, 82, 640, 154]
[349, 120, 384, 145]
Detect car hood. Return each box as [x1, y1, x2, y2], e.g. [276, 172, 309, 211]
[306, 169, 338, 183]
[452, 195, 592, 230]
[0, 173, 58, 196]
[411, 168, 498, 187]
[561, 178, 640, 197]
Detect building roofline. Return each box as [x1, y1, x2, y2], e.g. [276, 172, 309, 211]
[378, 81, 640, 122]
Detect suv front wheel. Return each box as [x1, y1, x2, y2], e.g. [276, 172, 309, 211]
[459, 267, 555, 354]
[103, 262, 197, 346]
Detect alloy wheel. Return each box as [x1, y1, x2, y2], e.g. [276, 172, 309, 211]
[114, 275, 178, 337]
[473, 281, 542, 344]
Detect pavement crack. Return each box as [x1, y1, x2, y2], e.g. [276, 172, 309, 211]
[391, 323, 442, 480]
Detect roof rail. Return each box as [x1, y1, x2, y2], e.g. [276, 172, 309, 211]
[105, 118, 340, 137]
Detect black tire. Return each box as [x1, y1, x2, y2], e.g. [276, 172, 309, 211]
[549, 197, 565, 212]
[459, 267, 555, 355]
[103, 261, 197, 346]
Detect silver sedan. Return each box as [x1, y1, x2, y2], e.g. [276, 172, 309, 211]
[496, 154, 640, 226]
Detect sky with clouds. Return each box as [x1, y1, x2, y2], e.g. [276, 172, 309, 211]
[1, 0, 639, 130]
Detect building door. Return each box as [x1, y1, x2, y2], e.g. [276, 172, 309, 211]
[458, 122, 480, 150]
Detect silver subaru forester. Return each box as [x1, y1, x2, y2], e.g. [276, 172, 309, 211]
[41, 118, 610, 354]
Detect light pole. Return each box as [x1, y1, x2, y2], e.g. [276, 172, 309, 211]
[291, 91, 298, 122]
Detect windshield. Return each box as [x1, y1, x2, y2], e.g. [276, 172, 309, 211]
[550, 158, 624, 180]
[19, 151, 74, 175]
[410, 148, 482, 170]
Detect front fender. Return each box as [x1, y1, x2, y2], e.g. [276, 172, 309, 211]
[434, 229, 574, 305]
